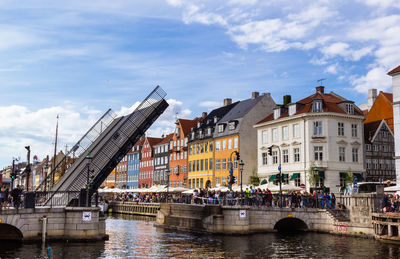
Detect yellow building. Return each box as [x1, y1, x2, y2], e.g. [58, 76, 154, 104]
[188, 100, 239, 188]
[213, 135, 240, 187]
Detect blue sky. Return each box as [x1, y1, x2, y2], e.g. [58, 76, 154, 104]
[0, 0, 399, 167]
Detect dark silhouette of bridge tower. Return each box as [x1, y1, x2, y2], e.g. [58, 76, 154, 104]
[36, 86, 168, 206]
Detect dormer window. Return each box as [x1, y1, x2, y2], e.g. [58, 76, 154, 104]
[199, 130, 203, 138]
[175, 127, 180, 137]
[312, 100, 322, 112]
[214, 116, 218, 123]
[273, 108, 281, 120]
[218, 124, 225, 133]
[288, 104, 297, 116]
[345, 103, 354, 114]
[228, 121, 236, 130]
[191, 132, 195, 140]
[197, 122, 201, 128]
[207, 128, 212, 136]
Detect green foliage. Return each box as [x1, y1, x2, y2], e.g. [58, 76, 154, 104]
[344, 168, 353, 186]
[307, 163, 320, 187]
[249, 176, 260, 186]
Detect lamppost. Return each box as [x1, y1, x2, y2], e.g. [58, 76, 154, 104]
[11, 157, 19, 190]
[166, 169, 170, 203]
[25, 146, 31, 191]
[239, 160, 244, 200]
[85, 152, 93, 207]
[268, 145, 282, 207]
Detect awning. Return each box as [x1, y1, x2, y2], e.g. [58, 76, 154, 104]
[290, 173, 300, 180]
[260, 179, 268, 185]
[318, 171, 325, 179]
[269, 174, 277, 181]
[283, 174, 288, 179]
[353, 173, 363, 181]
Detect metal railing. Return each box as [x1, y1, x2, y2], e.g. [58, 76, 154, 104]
[35, 191, 99, 207]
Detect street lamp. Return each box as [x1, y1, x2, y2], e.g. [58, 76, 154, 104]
[85, 152, 93, 207]
[165, 169, 170, 203]
[239, 160, 244, 202]
[25, 146, 31, 191]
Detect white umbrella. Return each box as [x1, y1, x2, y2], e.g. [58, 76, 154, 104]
[169, 187, 189, 192]
[281, 184, 302, 191]
[182, 189, 195, 194]
[258, 182, 279, 191]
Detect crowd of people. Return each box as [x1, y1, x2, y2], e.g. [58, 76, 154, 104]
[108, 186, 337, 209]
[0, 185, 25, 209]
[381, 193, 400, 212]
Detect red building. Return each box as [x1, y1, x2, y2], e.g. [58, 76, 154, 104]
[139, 137, 162, 188]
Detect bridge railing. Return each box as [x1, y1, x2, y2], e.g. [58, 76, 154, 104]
[34, 191, 99, 207]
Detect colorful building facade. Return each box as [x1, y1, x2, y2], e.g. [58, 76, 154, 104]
[139, 137, 162, 188]
[169, 118, 202, 188]
[127, 138, 144, 189]
[188, 101, 238, 189]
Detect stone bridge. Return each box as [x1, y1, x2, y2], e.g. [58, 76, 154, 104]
[0, 207, 107, 242]
[156, 203, 374, 237]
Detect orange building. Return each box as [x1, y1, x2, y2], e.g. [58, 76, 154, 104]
[103, 168, 116, 188]
[364, 90, 394, 132]
[169, 117, 203, 188]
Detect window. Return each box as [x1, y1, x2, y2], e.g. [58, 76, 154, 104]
[200, 178, 203, 188]
[201, 159, 204, 171]
[351, 124, 358, 137]
[373, 145, 379, 152]
[218, 124, 224, 133]
[294, 148, 300, 162]
[196, 160, 199, 171]
[366, 159, 371, 169]
[188, 179, 191, 189]
[205, 159, 208, 170]
[289, 104, 296, 116]
[188, 161, 192, 172]
[312, 100, 322, 112]
[352, 148, 358, 162]
[196, 178, 199, 188]
[234, 137, 238, 148]
[210, 142, 213, 151]
[282, 126, 288, 140]
[345, 103, 354, 114]
[339, 147, 346, 162]
[216, 141, 221, 151]
[293, 124, 299, 138]
[228, 139, 232, 149]
[295, 176, 301, 187]
[234, 157, 238, 169]
[216, 177, 220, 186]
[283, 149, 289, 163]
[222, 140, 226, 150]
[366, 144, 371, 151]
[338, 122, 344, 136]
[222, 159, 226, 170]
[274, 108, 280, 120]
[262, 153, 268, 165]
[272, 151, 278, 164]
[209, 158, 213, 170]
[229, 122, 236, 130]
[272, 128, 278, 142]
[373, 159, 378, 169]
[340, 173, 346, 187]
[313, 121, 322, 136]
[216, 159, 221, 171]
[196, 143, 199, 154]
[205, 142, 208, 153]
[314, 146, 323, 161]
[386, 160, 391, 170]
[207, 128, 212, 136]
[200, 143, 204, 153]
[262, 130, 268, 144]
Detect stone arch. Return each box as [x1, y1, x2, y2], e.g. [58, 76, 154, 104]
[0, 223, 23, 241]
[205, 180, 212, 188]
[274, 217, 308, 232]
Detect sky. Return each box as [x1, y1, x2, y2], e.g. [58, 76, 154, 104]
[0, 0, 399, 167]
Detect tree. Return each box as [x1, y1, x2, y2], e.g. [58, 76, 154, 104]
[307, 162, 320, 187]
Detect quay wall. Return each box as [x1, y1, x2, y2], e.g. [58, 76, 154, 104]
[0, 207, 107, 242]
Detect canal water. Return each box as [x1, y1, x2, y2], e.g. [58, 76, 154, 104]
[1, 214, 400, 258]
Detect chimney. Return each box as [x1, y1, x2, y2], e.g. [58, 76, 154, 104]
[252, 92, 260, 99]
[283, 95, 291, 106]
[224, 98, 232, 106]
[316, 86, 325, 94]
[202, 112, 207, 119]
[367, 89, 377, 109]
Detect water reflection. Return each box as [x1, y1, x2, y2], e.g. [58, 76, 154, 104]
[1, 214, 400, 258]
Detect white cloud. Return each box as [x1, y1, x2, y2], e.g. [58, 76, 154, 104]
[352, 67, 391, 93]
[325, 63, 338, 74]
[199, 101, 221, 108]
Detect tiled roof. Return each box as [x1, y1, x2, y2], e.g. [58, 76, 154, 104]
[219, 97, 262, 123]
[179, 118, 203, 136]
[362, 109, 368, 116]
[156, 133, 173, 145]
[146, 137, 163, 147]
[256, 87, 363, 125]
[388, 65, 400, 75]
[381, 92, 393, 103]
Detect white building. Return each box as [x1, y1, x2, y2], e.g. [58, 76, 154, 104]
[388, 65, 400, 184]
[254, 86, 365, 193]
